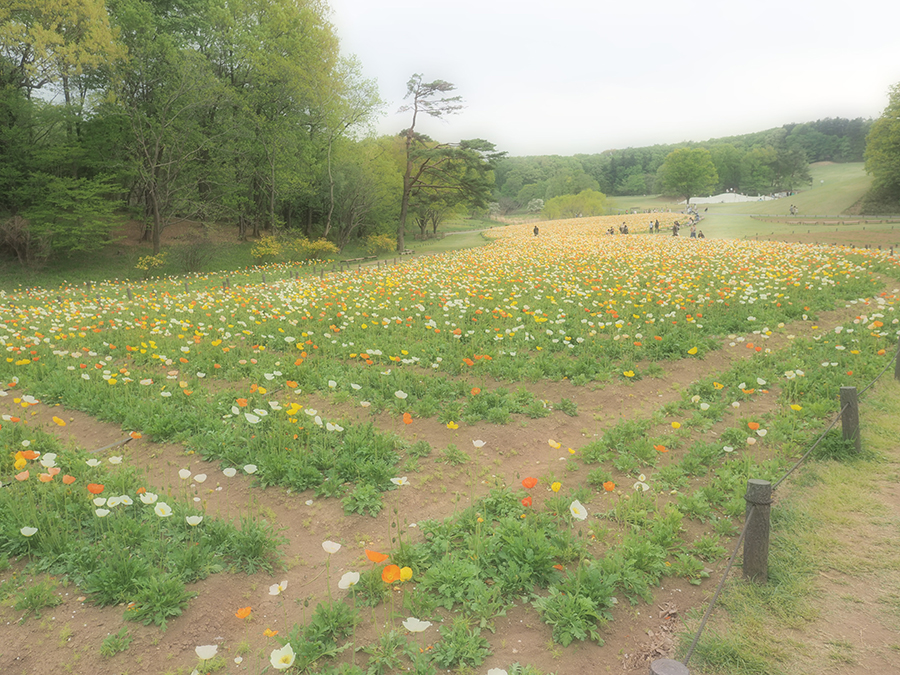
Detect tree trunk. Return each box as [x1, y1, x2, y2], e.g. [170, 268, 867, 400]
[324, 136, 335, 238]
[150, 189, 162, 254]
[398, 173, 409, 251]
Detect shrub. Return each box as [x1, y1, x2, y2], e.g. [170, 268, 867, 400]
[365, 233, 395, 255]
[250, 235, 283, 262]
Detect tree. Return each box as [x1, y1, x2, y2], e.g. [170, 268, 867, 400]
[775, 147, 811, 191]
[657, 148, 718, 204]
[0, 0, 125, 99]
[542, 189, 607, 220]
[709, 143, 743, 192]
[396, 75, 502, 249]
[739, 147, 777, 194]
[397, 74, 463, 252]
[865, 82, 900, 201]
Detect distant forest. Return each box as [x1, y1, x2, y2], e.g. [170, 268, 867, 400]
[493, 118, 871, 211]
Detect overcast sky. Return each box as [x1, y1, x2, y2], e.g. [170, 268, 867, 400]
[326, 0, 900, 157]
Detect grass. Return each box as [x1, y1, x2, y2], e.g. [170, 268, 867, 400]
[609, 163, 894, 243]
[681, 377, 900, 675]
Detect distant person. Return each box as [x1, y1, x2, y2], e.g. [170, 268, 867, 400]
[690, 225, 697, 238]
[534, 225, 539, 236]
[672, 222, 679, 237]
[654, 219, 660, 233]
[698, 230, 705, 239]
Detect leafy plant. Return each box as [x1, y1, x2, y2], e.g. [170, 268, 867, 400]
[431, 617, 492, 667]
[342, 484, 384, 517]
[533, 588, 605, 646]
[438, 443, 470, 466]
[99, 627, 133, 657]
[126, 573, 196, 628]
[14, 578, 62, 621]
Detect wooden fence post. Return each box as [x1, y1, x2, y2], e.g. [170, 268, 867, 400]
[649, 659, 689, 675]
[840, 386, 861, 453]
[743, 479, 772, 582]
[895, 335, 900, 381]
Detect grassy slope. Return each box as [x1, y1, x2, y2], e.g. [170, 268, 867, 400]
[611, 163, 898, 242]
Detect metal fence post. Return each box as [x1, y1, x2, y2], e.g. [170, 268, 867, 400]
[743, 479, 771, 582]
[840, 386, 861, 453]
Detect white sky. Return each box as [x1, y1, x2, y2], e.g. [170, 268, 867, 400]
[327, 0, 900, 157]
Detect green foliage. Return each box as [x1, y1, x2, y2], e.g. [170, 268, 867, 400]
[362, 630, 409, 675]
[99, 627, 133, 657]
[13, 578, 62, 621]
[658, 147, 719, 203]
[364, 234, 395, 255]
[438, 443, 470, 466]
[126, 573, 196, 628]
[431, 618, 492, 668]
[865, 82, 900, 201]
[533, 587, 604, 646]
[292, 237, 340, 261]
[542, 189, 607, 220]
[342, 483, 384, 517]
[251, 235, 283, 262]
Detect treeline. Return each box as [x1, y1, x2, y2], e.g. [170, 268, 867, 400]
[494, 118, 872, 211]
[0, 0, 426, 265]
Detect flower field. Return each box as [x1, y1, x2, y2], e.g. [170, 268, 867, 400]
[1, 215, 899, 674]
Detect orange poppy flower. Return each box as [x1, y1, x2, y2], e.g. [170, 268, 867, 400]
[521, 477, 538, 489]
[264, 628, 279, 637]
[603, 481, 616, 492]
[87, 483, 105, 495]
[462, 358, 474, 367]
[39, 473, 53, 482]
[470, 387, 481, 396]
[403, 412, 412, 425]
[286, 380, 298, 389]
[235, 606, 252, 619]
[236, 398, 248, 407]
[15, 471, 29, 481]
[48, 467, 60, 476]
[747, 422, 760, 430]
[654, 444, 668, 453]
[130, 431, 142, 439]
[381, 564, 401, 583]
[366, 549, 389, 563]
[521, 496, 532, 508]
[136, 487, 146, 494]
[21, 450, 39, 460]
[62, 474, 76, 485]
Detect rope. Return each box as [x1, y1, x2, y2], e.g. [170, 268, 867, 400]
[771, 404, 848, 491]
[682, 505, 755, 666]
[681, 337, 900, 665]
[88, 436, 134, 455]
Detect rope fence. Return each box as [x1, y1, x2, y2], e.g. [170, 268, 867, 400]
[649, 335, 900, 675]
